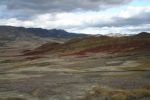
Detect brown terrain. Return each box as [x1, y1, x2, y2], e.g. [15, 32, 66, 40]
[0, 31, 150, 100]
[23, 32, 150, 57]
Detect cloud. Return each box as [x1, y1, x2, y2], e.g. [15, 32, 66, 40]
[90, 11, 150, 28]
[127, 24, 150, 32]
[83, 6, 150, 28]
[0, 0, 132, 19]
[0, 1, 150, 34]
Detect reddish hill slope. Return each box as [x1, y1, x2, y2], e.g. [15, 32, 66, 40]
[23, 32, 150, 57]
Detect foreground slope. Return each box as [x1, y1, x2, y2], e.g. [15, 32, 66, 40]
[0, 32, 150, 100]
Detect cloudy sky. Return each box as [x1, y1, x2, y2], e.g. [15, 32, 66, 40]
[0, 0, 150, 34]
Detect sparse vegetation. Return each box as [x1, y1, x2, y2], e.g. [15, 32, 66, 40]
[0, 32, 150, 100]
[80, 85, 150, 100]
[0, 59, 24, 64]
[0, 60, 14, 63]
[0, 97, 26, 100]
[121, 59, 150, 71]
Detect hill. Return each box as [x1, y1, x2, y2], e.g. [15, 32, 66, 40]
[0, 26, 87, 39]
[0, 26, 87, 48]
[23, 32, 150, 57]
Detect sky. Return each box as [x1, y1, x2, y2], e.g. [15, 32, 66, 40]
[0, 0, 150, 34]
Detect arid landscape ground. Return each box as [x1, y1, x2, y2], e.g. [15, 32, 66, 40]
[0, 27, 150, 100]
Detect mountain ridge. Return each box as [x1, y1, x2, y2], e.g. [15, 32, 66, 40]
[0, 25, 88, 39]
[0, 25, 88, 48]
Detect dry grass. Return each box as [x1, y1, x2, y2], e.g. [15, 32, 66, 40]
[80, 85, 150, 100]
[121, 59, 150, 71]
[0, 97, 26, 100]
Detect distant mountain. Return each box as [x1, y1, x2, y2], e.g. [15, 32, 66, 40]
[0, 26, 87, 39]
[0, 26, 88, 48]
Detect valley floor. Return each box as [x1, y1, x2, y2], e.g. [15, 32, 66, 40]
[0, 47, 150, 100]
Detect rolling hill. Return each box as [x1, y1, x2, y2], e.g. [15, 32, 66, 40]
[23, 32, 150, 57]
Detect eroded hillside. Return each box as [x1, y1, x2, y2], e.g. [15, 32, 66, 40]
[0, 32, 150, 100]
